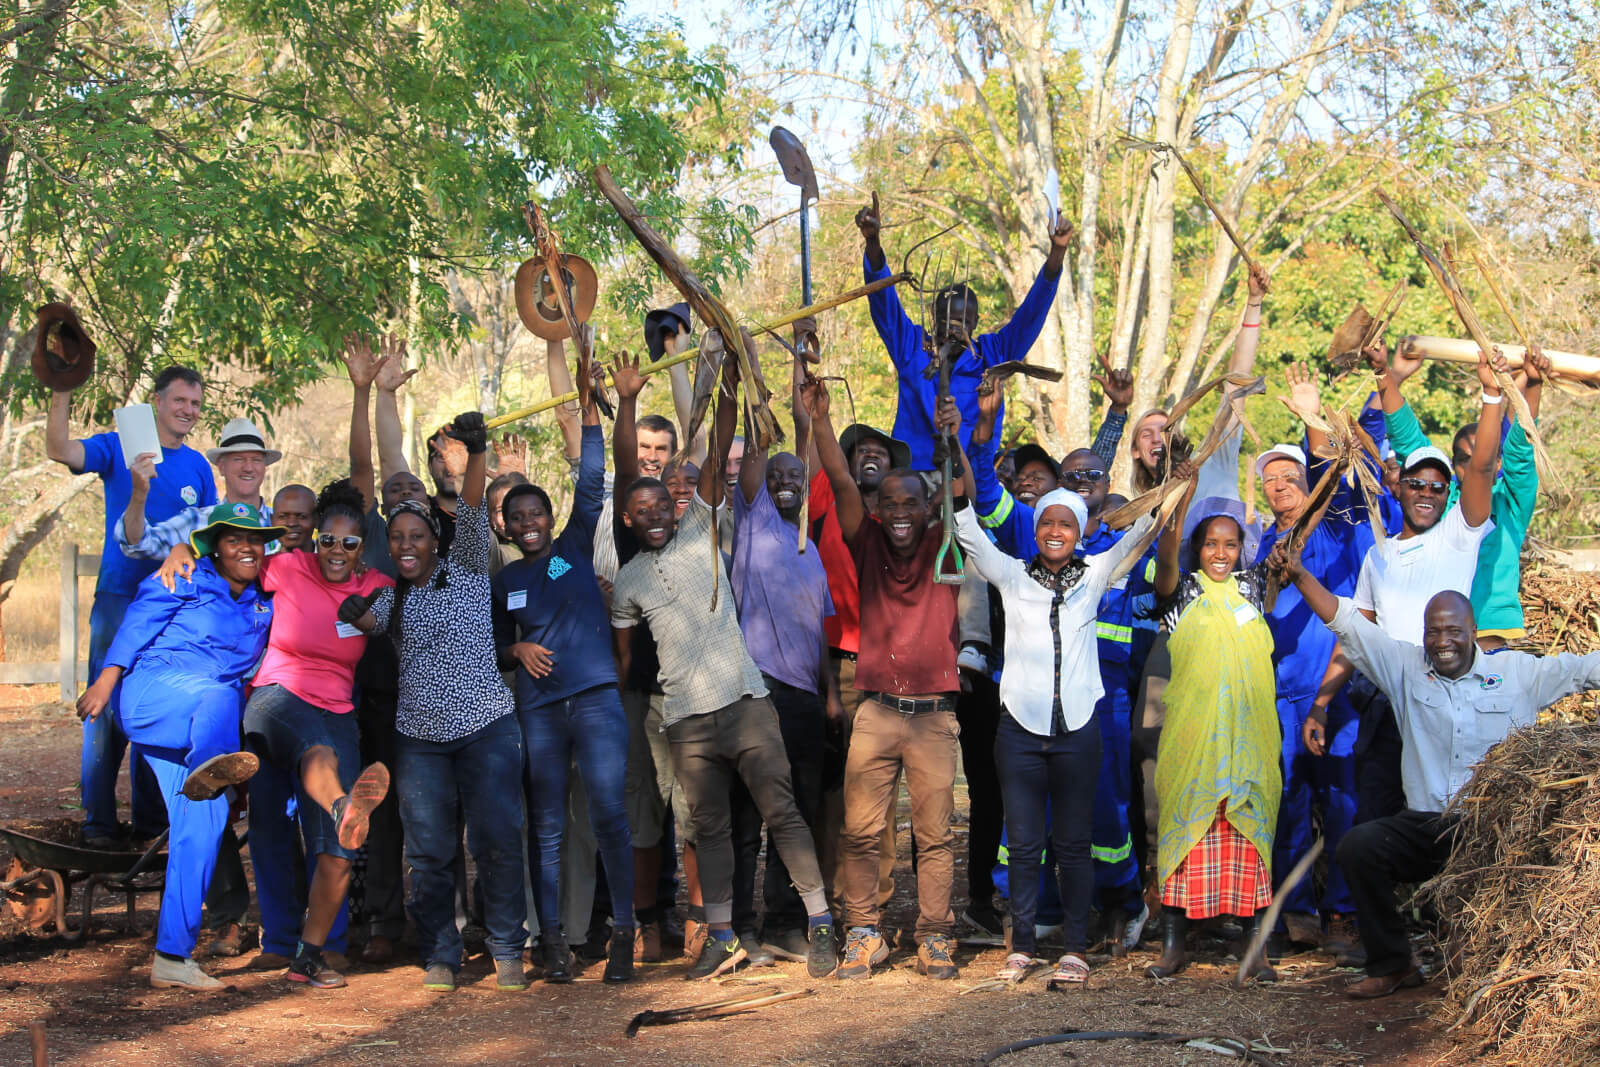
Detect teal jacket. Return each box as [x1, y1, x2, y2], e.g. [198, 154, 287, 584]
[1385, 403, 1537, 633]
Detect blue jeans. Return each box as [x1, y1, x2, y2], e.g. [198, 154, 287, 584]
[119, 665, 244, 958]
[1274, 690, 1358, 918]
[994, 711, 1101, 956]
[244, 684, 360, 955]
[519, 685, 634, 941]
[396, 714, 527, 969]
[83, 592, 163, 839]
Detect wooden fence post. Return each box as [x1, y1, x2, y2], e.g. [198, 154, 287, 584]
[59, 542, 78, 703]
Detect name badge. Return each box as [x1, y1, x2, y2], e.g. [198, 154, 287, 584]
[336, 621, 363, 639]
[1232, 603, 1259, 626]
[507, 589, 528, 610]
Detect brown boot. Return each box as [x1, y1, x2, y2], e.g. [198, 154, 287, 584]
[1324, 914, 1366, 968]
[1145, 907, 1188, 979]
[634, 921, 662, 963]
[1348, 964, 1424, 999]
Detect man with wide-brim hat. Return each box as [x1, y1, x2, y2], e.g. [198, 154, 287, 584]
[77, 500, 285, 990]
[119, 416, 284, 561]
[45, 358, 216, 849]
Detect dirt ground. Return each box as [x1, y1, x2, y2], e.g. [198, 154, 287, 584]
[0, 695, 1458, 1066]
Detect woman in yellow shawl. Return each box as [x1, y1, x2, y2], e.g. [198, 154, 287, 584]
[1146, 466, 1279, 982]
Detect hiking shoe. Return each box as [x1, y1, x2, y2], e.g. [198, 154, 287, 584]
[806, 923, 838, 978]
[684, 911, 708, 963]
[916, 934, 959, 980]
[738, 928, 775, 967]
[422, 963, 455, 992]
[334, 763, 390, 851]
[996, 952, 1034, 980]
[496, 958, 528, 991]
[542, 937, 573, 984]
[1283, 911, 1324, 950]
[836, 927, 888, 980]
[961, 902, 1005, 940]
[762, 928, 810, 964]
[605, 928, 635, 983]
[287, 951, 347, 989]
[634, 920, 662, 963]
[150, 955, 222, 990]
[684, 934, 746, 980]
[181, 752, 259, 801]
[359, 935, 394, 965]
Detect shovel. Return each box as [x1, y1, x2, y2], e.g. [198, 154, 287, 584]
[770, 126, 819, 307]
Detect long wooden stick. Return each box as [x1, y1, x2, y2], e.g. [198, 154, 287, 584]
[1122, 136, 1263, 277]
[1399, 335, 1600, 383]
[625, 988, 814, 1037]
[1469, 249, 1533, 351]
[484, 274, 908, 431]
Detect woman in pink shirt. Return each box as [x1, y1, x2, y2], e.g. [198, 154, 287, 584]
[241, 481, 395, 987]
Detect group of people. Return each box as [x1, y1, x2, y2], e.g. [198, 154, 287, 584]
[41, 196, 1600, 1002]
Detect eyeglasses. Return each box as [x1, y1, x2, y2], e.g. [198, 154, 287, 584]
[316, 533, 364, 550]
[1399, 478, 1449, 495]
[1061, 469, 1107, 483]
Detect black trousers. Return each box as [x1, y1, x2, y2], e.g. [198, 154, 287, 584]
[356, 686, 407, 939]
[956, 673, 1004, 907]
[1337, 809, 1458, 977]
[1350, 674, 1406, 824]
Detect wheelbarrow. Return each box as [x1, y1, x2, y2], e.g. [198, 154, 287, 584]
[1, 824, 167, 941]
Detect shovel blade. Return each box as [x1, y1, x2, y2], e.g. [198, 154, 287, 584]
[769, 126, 819, 204]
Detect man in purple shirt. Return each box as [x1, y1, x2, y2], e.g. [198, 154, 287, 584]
[728, 382, 844, 965]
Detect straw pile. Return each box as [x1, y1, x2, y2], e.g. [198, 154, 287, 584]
[1514, 560, 1600, 723]
[1421, 724, 1600, 1065]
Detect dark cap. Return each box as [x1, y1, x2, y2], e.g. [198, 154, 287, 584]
[1010, 443, 1060, 482]
[643, 303, 692, 363]
[838, 423, 912, 473]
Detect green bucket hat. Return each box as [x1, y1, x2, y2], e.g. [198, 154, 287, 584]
[190, 502, 288, 557]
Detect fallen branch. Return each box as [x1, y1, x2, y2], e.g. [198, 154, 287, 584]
[624, 988, 814, 1038]
[981, 1029, 1280, 1065]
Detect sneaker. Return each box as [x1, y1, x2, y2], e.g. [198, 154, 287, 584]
[916, 934, 959, 980]
[684, 934, 746, 980]
[762, 928, 811, 964]
[334, 763, 390, 851]
[605, 928, 634, 983]
[961, 903, 1006, 940]
[422, 963, 455, 991]
[150, 955, 222, 990]
[1121, 900, 1151, 952]
[495, 958, 528, 991]
[737, 929, 775, 967]
[806, 923, 838, 978]
[836, 927, 888, 980]
[634, 921, 662, 963]
[181, 752, 259, 801]
[287, 951, 347, 989]
[996, 952, 1034, 981]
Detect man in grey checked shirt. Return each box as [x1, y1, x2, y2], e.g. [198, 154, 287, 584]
[1273, 540, 1600, 1000]
[609, 348, 838, 983]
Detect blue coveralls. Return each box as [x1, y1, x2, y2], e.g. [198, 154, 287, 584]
[1252, 432, 1377, 920]
[969, 436, 1153, 916]
[102, 559, 272, 959]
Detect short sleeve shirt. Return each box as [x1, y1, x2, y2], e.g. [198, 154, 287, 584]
[849, 520, 959, 696]
[78, 433, 216, 596]
[1353, 503, 1493, 642]
[253, 551, 393, 714]
[610, 495, 766, 726]
[731, 484, 833, 692]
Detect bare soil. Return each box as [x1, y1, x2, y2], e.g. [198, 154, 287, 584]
[0, 695, 1456, 1066]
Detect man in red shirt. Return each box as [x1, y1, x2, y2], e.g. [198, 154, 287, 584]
[805, 379, 962, 982]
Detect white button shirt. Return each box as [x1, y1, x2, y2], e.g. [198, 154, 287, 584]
[1329, 597, 1600, 812]
[1353, 501, 1492, 642]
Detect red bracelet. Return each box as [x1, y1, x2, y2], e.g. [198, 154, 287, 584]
[1241, 321, 1260, 329]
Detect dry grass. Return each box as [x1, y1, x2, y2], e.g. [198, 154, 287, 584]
[1421, 723, 1600, 1065]
[1515, 560, 1600, 722]
[1, 572, 93, 666]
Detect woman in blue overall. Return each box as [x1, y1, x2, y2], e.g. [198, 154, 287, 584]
[77, 502, 284, 990]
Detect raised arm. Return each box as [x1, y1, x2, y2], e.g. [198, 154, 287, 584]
[699, 347, 740, 508]
[1227, 265, 1269, 378]
[1520, 343, 1549, 421]
[1284, 362, 1330, 458]
[372, 335, 417, 482]
[546, 335, 584, 463]
[118, 453, 159, 549]
[739, 377, 770, 508]
[340, 334, 392, 511]
[447, 412, 488, 510]
[804, 376, 865, 540]
[610, 349, 647, 508]
[661, 324, 706, 465]
[45, 390, 86, 471]
[987, 211, 1073, 361]
[1458, 348, 1506, 529]
[1154, 461, 1199, 598]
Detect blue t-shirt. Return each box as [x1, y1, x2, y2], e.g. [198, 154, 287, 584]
[491, 426, 616, 710]
[77, 432, 216, 597]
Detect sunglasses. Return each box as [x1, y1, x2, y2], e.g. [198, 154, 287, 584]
[316, 533, 364, 550]
[1399, 478, 1449, 495]
[1061, 469, 1108, 483]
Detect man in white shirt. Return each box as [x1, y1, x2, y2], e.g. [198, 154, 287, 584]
[1275, 542, 1600, 998]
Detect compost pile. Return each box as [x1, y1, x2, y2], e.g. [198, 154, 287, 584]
[1421, 723, 1600, 1065]
[1514, 559, 1600, 723]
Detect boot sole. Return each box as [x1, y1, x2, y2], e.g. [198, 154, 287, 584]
[836, 944, 889, 980]
[181, 752, 259, 801]
[150, 977, 223, 990]
[336, 763, 390, 851]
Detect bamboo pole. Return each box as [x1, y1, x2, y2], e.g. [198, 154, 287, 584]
[1399, 335, 1600, 386]
[485, 273, 911, 430]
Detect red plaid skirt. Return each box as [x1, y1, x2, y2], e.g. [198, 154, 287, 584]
[1161, 806, 1271, 920]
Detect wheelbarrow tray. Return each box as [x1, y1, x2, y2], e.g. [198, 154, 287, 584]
[1, 826, 162, 875]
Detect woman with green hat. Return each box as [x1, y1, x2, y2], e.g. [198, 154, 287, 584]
[77, 501, 286, 991]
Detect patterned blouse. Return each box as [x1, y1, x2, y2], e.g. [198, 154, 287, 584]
[368, 498, 514, 742]
[1158, 563, 1272, 634]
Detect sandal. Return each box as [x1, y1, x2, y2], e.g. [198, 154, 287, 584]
[1047, 953, 1089, 988]
[996, 952, 1034, 981]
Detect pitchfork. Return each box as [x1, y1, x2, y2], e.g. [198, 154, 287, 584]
[908, 235, 971, 586]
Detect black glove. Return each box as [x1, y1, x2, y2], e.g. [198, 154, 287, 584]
[446, 411, 487, 455]
[338, 593, 373, 625]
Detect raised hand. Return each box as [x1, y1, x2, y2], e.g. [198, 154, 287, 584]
[800, 373, 831, 421]
[1247, 263, 1271, 300]
[341, 334, 386, 389]
[1093, 350, 1134, 412]
[610, 348, 647, 402]
[792, 315, 820, 364]
[1388, 337, 1425, 384]
[1524, 342, 1550, 382]
[1285, 361, 1322, 417]
[1049, 209, 1075, 250]
[1362, 340, 1391, 378]
[1478, 346, 1506, 394]
[373, 335, 417, 393]
[446, 411, 488, 455]
[854, 192, 881, 243]
[493, 433, 528, 476]
[1266, 541, 1304, 584]
[129, 452, 157, 495]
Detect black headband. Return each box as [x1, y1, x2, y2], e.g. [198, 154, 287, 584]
[220, 432, 265, 449]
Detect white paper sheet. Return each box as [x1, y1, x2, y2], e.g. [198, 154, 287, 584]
[112, 404, 163, 467]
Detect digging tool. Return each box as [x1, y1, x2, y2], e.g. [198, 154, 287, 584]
[770, 126, 819, 310]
